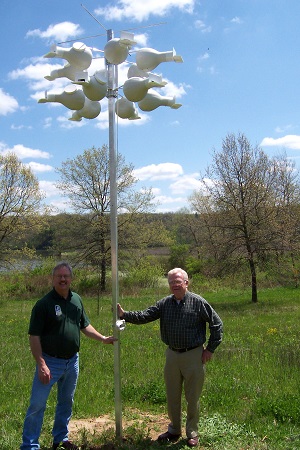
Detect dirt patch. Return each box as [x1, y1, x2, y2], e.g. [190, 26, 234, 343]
[69, 411, 169, 441]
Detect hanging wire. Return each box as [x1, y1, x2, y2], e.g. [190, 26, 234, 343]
[57, 34, 106, 45]
[120, 22, 167, 31]
[81, 3, 107, 30]
[57, 22, 167, 45]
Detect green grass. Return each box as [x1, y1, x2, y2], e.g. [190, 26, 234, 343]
[1, 286, 300, 449]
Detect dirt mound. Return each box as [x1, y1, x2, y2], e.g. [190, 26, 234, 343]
[69, 411, 169, 441]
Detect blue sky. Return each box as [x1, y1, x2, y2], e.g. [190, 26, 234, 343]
[1, 0, 300, 213]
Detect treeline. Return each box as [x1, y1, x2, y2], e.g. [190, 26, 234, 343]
[2, 133, 300, 302]
[6, 208, 300, 296]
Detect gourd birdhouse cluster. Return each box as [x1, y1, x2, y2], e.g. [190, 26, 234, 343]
[39, 31, 183, 121]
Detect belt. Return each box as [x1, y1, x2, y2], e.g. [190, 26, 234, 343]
[169, 345, 200, 353]
[45, 352, 75, 360]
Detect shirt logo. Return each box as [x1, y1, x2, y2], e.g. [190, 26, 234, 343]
[55, 305, 62, 316]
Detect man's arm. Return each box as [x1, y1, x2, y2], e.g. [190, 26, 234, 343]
[117, 302, 160, 324]
[81, 324, 116, 344]
[29, 335, 51, 384]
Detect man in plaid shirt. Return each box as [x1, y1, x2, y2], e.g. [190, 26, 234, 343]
[118, 267, 223, 448]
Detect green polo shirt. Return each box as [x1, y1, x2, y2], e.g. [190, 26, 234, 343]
[29, 288, 90, 358]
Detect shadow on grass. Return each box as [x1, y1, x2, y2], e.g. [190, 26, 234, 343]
[84, 439, 192, 449]
[40, 437, 196, 450]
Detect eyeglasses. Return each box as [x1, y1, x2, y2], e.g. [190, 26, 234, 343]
[168, 279, 187, 286]
[54, 274, 71, 279]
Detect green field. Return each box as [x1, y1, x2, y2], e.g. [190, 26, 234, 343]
[1, 286, 299, 449]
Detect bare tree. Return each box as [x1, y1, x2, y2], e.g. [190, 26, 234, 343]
[56, 145, 155, 290]
[190, 133, 300, 302]
[0, 153, 45, 268]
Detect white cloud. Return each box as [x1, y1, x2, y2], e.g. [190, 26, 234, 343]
[134, 162, 183, 181]
[48, 200, 71, 214]
[194, 20, 212, 33]
[11, 124, 33, 130]
[260, 135, 300, 150]
[275, 124, 294, 133]
[161, 80, 187, 99]
[94, 0, 195, 22]
[169, 173, 202, 194]
[231, 16, 243, 25]
[43, 117, 53, 129]
[0, 88, 19, 115]
[56, 113, 86, 128]
[9, 62, 52, 82]
[39, 182, 72, 213]
[26, 162, 54, 173]
[134, 33, 149, 47]
[39, 180, 61, 198]
[149, 187, 161, 195]
[197, 53, 216, 75]
[9, 61, 71, 93]
[95, 116, 109, 130]
[26, 22, 84, 43]
[0, 143, 51, 160]
[154, 194, 187, 204]
[200, 52, 210, 61]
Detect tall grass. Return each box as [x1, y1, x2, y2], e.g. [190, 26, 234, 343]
[0, 285, 299, 449]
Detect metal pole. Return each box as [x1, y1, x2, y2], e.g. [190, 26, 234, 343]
[106, 28, 122, 439]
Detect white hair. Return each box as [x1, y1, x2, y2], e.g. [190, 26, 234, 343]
[167, 268, 188, 281]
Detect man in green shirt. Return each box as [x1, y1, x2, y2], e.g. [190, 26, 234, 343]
[20, 262, 116, 450]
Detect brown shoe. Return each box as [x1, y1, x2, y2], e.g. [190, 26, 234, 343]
[187, 437, 199, 447]
[157, 431, 181, 442]
[52, 441, 79, 450]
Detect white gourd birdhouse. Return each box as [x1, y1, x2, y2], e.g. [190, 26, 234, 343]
[69, 97, 101, 121]
[104, 32, 136, 65]
[43, 42, 93, 70]
[136, 47, 183, 71]
[127, 64, 149, 79]
[123, 74, 167, 103]
[115, 97, 140, 120]
[73, 70, 108, 101]
[38, 85, 85, 110]
[44, 64, 79, 82]
[138, 90, 182, 111]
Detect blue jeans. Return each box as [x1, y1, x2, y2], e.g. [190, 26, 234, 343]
[20, 353, 79, 450]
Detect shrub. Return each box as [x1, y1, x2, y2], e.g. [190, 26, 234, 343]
[121, 259, 164, 290]
[255, 395, 300, 424]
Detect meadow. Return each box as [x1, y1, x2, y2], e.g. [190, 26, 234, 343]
[1, 283, 299, 449]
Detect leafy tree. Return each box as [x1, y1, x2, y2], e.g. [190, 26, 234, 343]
[168, 243, 190, 271]
[34, 213, 81, 257]
[56, 145, 155, 290]
[268, 155, 300, 285]
[0, 152, 45, 268]
[117, 213, 172, 270]
[190, 133, 300, 302]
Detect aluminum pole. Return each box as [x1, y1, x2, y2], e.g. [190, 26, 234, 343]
[106, 28, 122, 439]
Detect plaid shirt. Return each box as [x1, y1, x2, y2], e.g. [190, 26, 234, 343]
[123, 291, 223, 352]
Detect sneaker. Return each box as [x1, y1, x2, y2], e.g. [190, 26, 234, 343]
[52, 441, 79, 450]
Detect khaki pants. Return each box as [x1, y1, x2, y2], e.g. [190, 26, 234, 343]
[164, 346, 205, 438]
